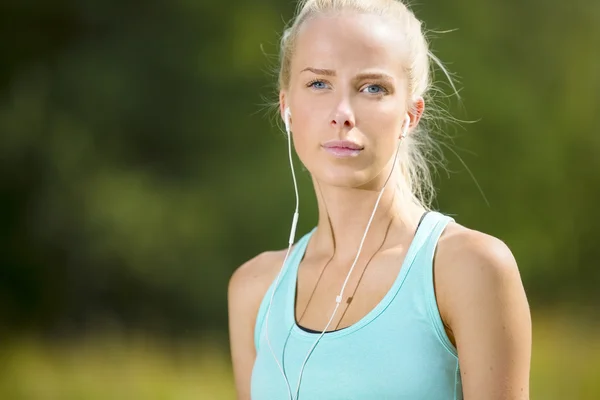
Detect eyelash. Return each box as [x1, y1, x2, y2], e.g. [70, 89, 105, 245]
[305, 79, 389, 95]
[306, 79, 329, 89]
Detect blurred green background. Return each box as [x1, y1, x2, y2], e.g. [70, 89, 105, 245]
[0, 0, 599, 398]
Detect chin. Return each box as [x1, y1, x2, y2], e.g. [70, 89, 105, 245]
[312, 163, 373, 189]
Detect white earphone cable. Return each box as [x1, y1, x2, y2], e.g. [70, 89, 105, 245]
[264, 110, 299, 400]
[293, 115, 408, 399]
[265, 111, 410, 400]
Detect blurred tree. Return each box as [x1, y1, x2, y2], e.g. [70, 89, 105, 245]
[0, 0, 598, 340]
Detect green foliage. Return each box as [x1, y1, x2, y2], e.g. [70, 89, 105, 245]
[0, 0, 598, 348]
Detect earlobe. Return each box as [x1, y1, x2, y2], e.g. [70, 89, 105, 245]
[279, 91, 292, 134]
[279, 91, 287, 123]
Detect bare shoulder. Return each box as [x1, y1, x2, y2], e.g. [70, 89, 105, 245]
[435, 221, 525, 314]
[434, 222, 532, 398]
[437, 221, 520, 279]
[434, 219, 531, 337]
[228, 248, 290, 307]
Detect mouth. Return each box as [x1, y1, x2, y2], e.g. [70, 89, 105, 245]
[321, 140, 364, 158]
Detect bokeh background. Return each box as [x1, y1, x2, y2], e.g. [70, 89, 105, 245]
[1, 0, 599, 398]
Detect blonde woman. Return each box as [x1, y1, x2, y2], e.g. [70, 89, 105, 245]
[228, 1, 532, 399]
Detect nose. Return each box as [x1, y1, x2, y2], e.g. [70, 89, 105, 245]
[330, 104, 355, 131]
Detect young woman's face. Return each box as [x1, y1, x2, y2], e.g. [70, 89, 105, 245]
[282, 12, 416, 189]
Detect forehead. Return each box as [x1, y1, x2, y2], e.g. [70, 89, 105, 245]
[292, 12, 408, 78]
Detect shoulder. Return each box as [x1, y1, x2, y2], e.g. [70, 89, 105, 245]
[434, 221, 528, 327]
[437, 221, 519, 278]
[228, 249, 289, 308]
[227, 248, 290, 352]
[434, 221, 532, 398]
[228, 249, 291, 399]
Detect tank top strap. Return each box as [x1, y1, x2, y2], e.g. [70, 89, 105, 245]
[414, 211, 454, 259]
[408, 210, 458, 356]
[254, 228, 316, 350]
[409, 210, 454, 279]
[392, 211, 452, 281]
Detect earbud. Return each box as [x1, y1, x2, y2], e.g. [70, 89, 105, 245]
[401, 114, 410, 139]
[284, 107, 292, 135]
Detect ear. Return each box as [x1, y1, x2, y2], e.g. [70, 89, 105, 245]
[279, 90, 288, 122]
[407, 96, 425, 131]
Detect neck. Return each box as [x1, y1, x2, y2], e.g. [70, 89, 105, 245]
[310, 174, 425, 262]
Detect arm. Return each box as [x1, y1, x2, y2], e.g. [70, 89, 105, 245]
[228, 251, 283, 400]
[437, 230, 532, 400]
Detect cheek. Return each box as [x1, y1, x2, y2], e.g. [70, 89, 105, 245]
[288, 98, 328, 154]
[358, 100, 401, 135]
[359, 105, 404, 171]
[291, 91, 331, 128]
[287, 111, 319, 170]
[358, 106, 403, 157]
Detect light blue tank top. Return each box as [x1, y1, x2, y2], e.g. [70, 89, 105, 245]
[251, 211, 463, 400]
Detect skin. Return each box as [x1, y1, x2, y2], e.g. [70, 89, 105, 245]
[228, 11, 532, 400]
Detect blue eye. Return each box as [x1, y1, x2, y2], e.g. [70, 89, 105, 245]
[363, 84, 386, 94]
[308, 80, 328, 89]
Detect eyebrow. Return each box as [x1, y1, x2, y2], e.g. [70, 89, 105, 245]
[301, 67, 336, 76]
[300, 67, 394, 82]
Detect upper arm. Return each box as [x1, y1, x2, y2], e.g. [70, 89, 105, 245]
[437, 229, 532, 400]
[228, 251, 282, 400]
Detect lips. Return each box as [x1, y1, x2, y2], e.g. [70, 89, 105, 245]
[322, 140, 364, 157]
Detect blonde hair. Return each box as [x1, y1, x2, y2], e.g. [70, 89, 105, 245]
[276, 0, 459, 211]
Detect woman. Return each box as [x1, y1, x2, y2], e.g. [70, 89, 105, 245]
[228, 0, 532, 399]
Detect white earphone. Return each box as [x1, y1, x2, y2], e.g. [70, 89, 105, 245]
[264, 107, 411, 400]
[284, 107, 292, 135]
[401, 113, 410, 139]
